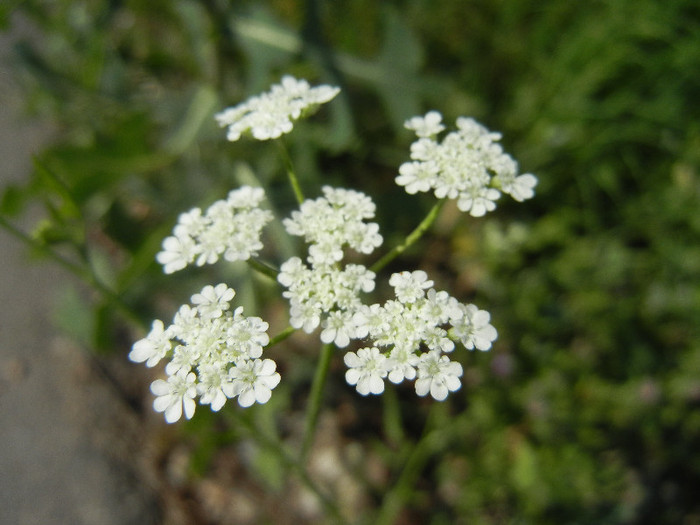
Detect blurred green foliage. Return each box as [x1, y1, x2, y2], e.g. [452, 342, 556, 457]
[2, 0, 700, 523]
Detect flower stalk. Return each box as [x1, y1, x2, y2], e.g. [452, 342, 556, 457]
[370, 199, 445, 273]
[301, 342, 335, 461]
[277, 139, 305, 205]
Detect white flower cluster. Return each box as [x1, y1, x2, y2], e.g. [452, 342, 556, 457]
[131, 77, 538, 421]
[397, 111, 538, 217]
[129, 283, 280, 423]
[344, 270, 497, 400]
[277, 187, 382, 345]
[156, 186, 273, 274]
[215, 75, 340, 142]
[283, 186, 383, 265]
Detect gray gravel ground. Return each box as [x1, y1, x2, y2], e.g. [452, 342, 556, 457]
[0, 21, 161, 525]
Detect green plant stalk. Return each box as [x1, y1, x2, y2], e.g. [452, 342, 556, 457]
[247, 257, 280, 281]
[276, 139, 305, 204]
[374, 406, 445, 525]
[234, 412, 349, 524]
[382, 385, 405, 446]
[370, 199, 445, 274]
[0, 215, 145, 329]
[1, 214, 85, 278]
[301, 342, 335, 461]
[268, 325, 296, 348]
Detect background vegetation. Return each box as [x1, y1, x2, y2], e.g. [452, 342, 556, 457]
[2, 0, 699, 523]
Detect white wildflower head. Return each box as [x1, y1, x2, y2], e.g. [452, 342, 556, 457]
[215, 75, 340, 142]
[277, 187, 381, 346]
[278, 256, 376, 340]
[397, 112, 537, 216]
[129, 319, 172, 368]
[344, 347, 388, 396]
[156, 186, 273, 274]
[151, 370, 197, 423]
[388, 270, 434, 304]
[283, 186, 383, 264]
[130, 283, 278, 422]
[415, 351, 463, 401]
[404, 110, 445, 138]
[344, 269, 497, 401]
[450, 303, 498, 351]
[227, 359, 281, 408]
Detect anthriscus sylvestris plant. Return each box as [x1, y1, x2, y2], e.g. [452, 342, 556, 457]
[130, 75, 537, 423]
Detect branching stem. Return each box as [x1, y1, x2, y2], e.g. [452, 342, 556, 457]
[370, 199, 445, 274]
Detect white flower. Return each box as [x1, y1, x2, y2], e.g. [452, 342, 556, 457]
[170, 304, 199, 339]
[133, 284, 278, 421]
[308, 240, 344, 266]
[405, 110, 445, 138]
[156, 234, 197, 274]
[344, 347, 388, 395]
[156, 186, 273, 274]
[451, 304, 498, 351]
[215, 75, 340, 142]
[423, 326, 455, 353]
[226, 315, 269, 359]
[227, 185, 266, 208]
[342, 264, 376, 294]
[277, 256, 308, 288]
[386, 345, 419, 384]
[227, 359, 281, 407]
[346, 268, 498, 399]
[129, 320, 171, 367]
[456, 187, 501, 217]
[500, 173, 538, 202]
[151, 370, 197, 423]
[422, 289, 462, 325]
[389, 270, 434, 304]
[320, 310, 355, 348]
[415, 351, 463, 401]
[196, 364, 230, 411]
[352, 304, 389, 339]
[282, 186, 382, 258]
[396, 115, 537, 216]
[191, 283, 235, 319]
[277, 200, 378, 347]
[395, 160, 439, 194]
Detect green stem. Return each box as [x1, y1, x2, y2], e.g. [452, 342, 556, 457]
[1, 214, 86, 278]
[235, 413, 349, 524]
[382, 385, 404, 446]
[268, 325, 296, 348]
[246, 257, 279, 281]
[370, 199, 445, 274]
[374, 406, 444, 525]
[0, 215, 145, 328]
[301, 342, 335, 461]
[276, 139, 305, 204]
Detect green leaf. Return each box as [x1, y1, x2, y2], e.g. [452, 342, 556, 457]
[251, 443, 286, 491]
[39, 112, 175, 204]
[32, 219, 81, 246]
[233, 8, 300, 91]
[163, 84, 219, 155]
[32, 157, 82, 221]
[115, 222, 172, 292]
[511, 438, 538, 492]
[52, 284, 95, 347]
[373, 7, 424, 130]
[93, 302, 115, 354]
[0, 184, 27, 217]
